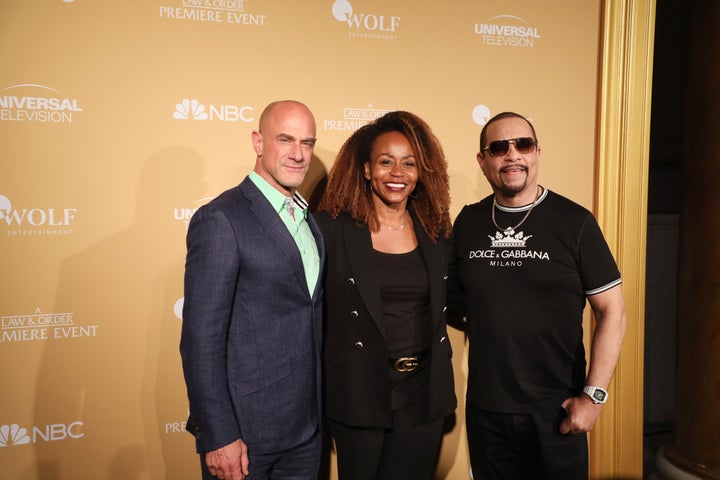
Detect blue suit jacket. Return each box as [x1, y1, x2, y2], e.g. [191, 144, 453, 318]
[180, 177, 325, 455]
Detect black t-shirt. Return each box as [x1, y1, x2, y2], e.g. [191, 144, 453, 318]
[448, 189, 621, 412]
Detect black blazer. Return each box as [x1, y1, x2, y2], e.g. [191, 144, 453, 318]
[315, 209, 456, 429]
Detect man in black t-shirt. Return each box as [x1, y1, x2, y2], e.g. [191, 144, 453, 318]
[447, 112, 626, 479]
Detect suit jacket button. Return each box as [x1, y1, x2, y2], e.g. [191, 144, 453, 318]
[347, 277, 356, 284]
[354, 341, 364, 349]
[350, 310, 359, 318]
[442, 306, 447, 312]
[442, 275, 448, 281]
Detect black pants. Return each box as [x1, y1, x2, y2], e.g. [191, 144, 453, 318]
[466, 403, 588, 480]
[328, 407, 444, 480]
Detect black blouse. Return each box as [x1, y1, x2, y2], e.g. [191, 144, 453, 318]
[373, 246, 431, 356]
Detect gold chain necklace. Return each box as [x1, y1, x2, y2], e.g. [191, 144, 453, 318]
[380, 221, 406, 231]
[379, 210, 409, 231]
[492, 186, 542, 233]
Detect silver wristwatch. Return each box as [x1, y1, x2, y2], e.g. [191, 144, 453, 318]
[582, 386, 608, 404]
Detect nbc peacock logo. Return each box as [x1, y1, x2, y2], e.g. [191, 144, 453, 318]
[172, 98, 254, 122]
[0, 424, 31, 447]
[173, 99, 208, 120]
[0, 421, 84, 446]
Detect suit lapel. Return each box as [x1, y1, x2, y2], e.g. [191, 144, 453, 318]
[343, 217, 387, 343]
[240, 179, 309, 296]
[306, 212, 325, 300]
[412, 209, 445, 335]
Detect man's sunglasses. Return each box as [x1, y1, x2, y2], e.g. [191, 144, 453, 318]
[481, 137, 538, 157]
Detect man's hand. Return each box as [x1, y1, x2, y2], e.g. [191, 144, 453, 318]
[559, 395, 603, 435]
[205, 439, 250, 480]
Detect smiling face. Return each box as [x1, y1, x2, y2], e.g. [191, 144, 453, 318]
[251, 101, 317, 196]
[364, 130, 419, 210]
[477, 116, 540, 206]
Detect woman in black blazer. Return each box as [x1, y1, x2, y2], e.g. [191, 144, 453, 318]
[315, 111, 456, 480]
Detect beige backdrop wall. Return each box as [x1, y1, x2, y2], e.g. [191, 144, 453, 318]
[1, 1, 606, 478]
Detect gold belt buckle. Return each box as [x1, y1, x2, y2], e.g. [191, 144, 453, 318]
[393, 356, 419, 373]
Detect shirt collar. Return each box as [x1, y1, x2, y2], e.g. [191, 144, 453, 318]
[249, 171, 309, 218]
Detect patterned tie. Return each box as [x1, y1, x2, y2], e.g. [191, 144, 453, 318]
[285, 197, 295, 221]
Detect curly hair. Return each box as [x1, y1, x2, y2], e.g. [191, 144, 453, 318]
[318, 111, 451, 242]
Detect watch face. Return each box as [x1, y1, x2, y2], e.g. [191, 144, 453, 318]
[593, 390, 606, 402]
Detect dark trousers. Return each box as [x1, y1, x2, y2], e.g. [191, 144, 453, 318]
[466, 403, 588, 480]
[328, 408, 444, 480]
[200, 430, 322, 480]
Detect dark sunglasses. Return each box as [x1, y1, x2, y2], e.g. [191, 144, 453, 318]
[481, 137, 537, 157]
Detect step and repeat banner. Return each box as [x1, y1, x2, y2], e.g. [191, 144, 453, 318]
[1, 1, 601, 478]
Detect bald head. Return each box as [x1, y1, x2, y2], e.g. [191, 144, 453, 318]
[251, 100, 317, 196]
[258, 100, 316, 136]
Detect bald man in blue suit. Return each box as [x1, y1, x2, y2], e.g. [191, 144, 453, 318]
[180, 100, 325, 480]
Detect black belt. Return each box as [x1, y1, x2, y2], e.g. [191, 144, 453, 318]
[388, 349, 428, 373]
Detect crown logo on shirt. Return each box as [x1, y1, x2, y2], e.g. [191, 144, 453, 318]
[488, 228, 532, 248]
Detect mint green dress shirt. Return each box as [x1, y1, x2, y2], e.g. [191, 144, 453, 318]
[249, 171, 320, 295]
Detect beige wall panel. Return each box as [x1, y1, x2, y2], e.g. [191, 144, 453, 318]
[1, 0, 646, 478]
